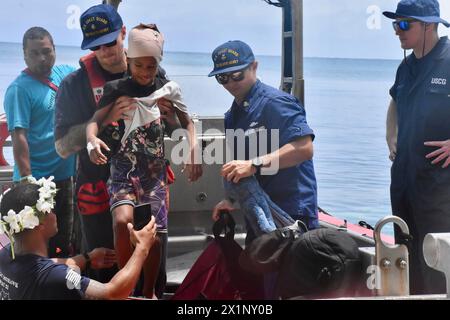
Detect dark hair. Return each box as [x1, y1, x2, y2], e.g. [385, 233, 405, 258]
[0, 183, 40, 219]
[22, 27, 54, 51]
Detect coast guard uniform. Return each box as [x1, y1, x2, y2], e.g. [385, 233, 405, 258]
[390, 36, 450, 294]
[224, 79, 319, 240]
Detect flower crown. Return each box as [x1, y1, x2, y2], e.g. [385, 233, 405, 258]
[0, 176, 57, 259]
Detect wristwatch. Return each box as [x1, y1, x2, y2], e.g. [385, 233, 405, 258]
[83, 252, 91, 270]
[251, 157, 264, 175]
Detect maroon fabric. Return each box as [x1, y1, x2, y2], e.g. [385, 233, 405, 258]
[77, 180, 110, 216]
[172, 237, 264, 300]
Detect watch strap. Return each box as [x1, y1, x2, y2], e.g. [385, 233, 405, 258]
[83, 252, 91, 270]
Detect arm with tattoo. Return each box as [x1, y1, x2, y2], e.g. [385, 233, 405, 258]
[55, 123, 88, 159]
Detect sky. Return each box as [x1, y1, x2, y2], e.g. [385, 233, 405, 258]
[0, 0, 449, 59]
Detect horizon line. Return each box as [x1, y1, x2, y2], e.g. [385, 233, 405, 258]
[0, 40, 400, 62]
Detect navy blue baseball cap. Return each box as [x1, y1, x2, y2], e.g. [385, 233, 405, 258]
[383, 0, 450, 27]
[80, 4, 123, 50]
[208, 40, 255, 77]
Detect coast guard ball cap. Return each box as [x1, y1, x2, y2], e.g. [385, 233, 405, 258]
[127, 24, 164, 62]
[208, 40, 255, 77]
[80, 4, 123, 50]
[383, 0, 450, 27]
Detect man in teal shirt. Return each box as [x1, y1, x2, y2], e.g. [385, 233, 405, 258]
[4, 27, 76, 258]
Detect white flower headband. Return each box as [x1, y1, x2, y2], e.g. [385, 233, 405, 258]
[0, 176, 57, 259]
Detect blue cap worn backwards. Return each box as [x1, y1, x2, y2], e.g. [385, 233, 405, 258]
[208, 40, 255, 77]
[80, 4, 123, 50]
[383, 0, 450, 27]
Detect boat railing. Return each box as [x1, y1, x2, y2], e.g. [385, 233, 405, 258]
[4, 116, 449, 299]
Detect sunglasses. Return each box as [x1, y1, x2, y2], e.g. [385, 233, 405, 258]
[392, 19, 419, 32]
[215, 68, 247, 85]
[90, 40, 117, 51]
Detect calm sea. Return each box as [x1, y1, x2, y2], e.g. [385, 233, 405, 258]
[0, 41, 400, 233]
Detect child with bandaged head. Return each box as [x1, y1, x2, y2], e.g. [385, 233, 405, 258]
[86, 23, 202, 298]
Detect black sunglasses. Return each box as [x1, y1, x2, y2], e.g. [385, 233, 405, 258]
[215, 68, 248, 85]
[90, 40, 117, 52]
[392, 19, 419, 32]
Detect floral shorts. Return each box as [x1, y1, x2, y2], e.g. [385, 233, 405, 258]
[108, 153, 168, 230]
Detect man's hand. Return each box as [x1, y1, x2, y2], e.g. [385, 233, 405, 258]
[88, 248, 117, 270]
[127, 216, 157, 252]
[386, 99, 398, 162]
[83, 217, 157, 300]
[102, 96, 137, 126]
[221, 160, 256, 183]
[425, 140, 450, 168]
[212, 199, 236, 221]
[387, 137, 397, 162]
[87, 137, 110, 165]
[11, 128, 31, 178]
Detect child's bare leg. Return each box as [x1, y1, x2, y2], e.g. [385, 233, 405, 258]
[112, 204, 134, 268]
[143, 234, 161, 299]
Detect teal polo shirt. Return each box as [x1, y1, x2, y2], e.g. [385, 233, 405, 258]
[4, 64, 76, 182]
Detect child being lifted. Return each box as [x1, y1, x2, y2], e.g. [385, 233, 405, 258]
[86, 23, 202, 298]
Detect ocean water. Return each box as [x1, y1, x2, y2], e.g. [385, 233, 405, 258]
[0, 42, 399, 232]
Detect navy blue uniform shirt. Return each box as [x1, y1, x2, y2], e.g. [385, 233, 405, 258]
[390, 37, 450, 209]
[0, 245, 90, 300]
[388, 36, 450, 295]
[224, 80, 318, 228]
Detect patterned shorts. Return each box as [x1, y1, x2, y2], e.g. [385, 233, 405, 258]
[108, 153, 168, 230]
